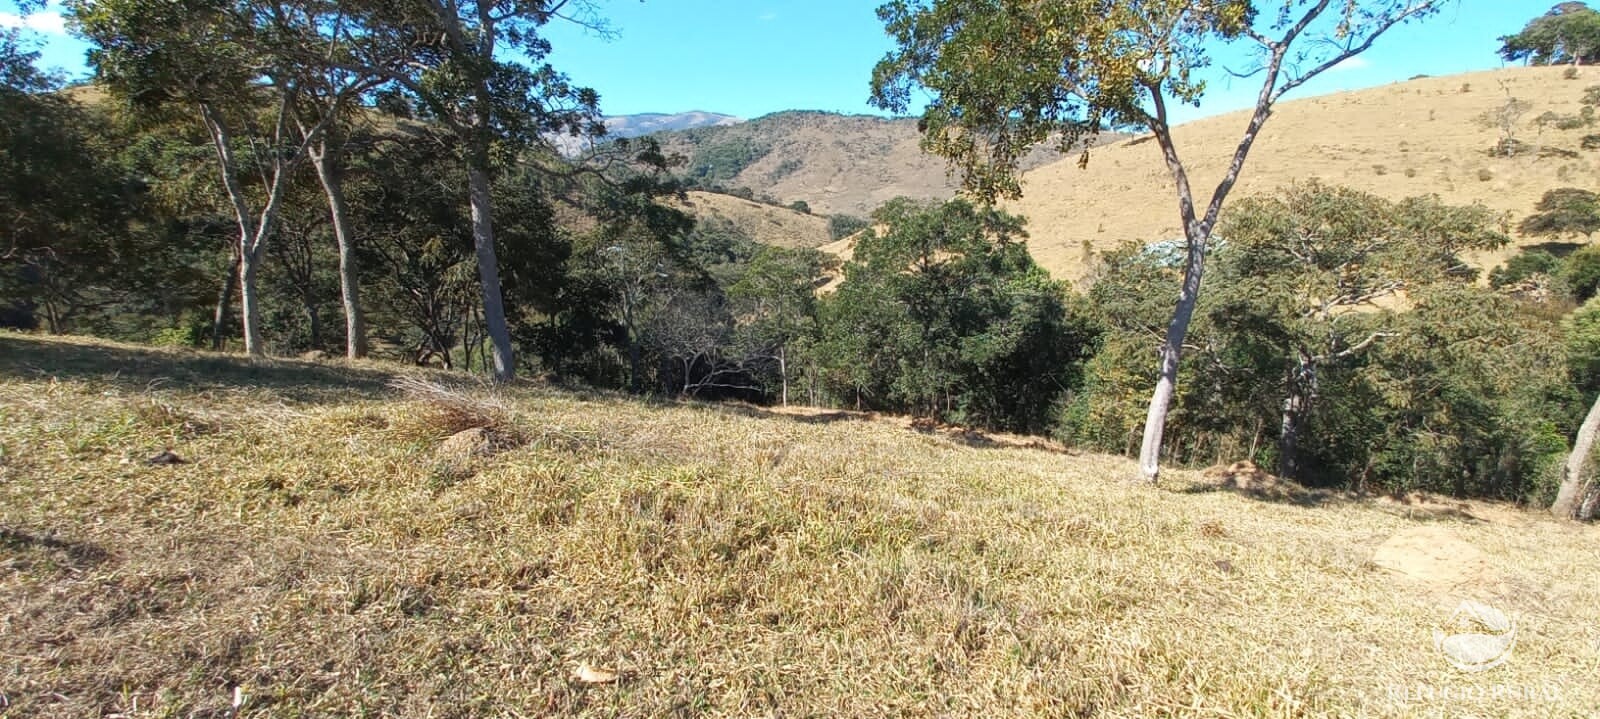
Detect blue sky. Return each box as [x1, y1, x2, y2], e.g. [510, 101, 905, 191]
[4, 1, 1551, 125]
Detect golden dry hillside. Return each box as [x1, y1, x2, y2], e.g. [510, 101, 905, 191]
[652, 112, 1089, 218]
[1009, 66, 1600, 282]
[672, 190, 833, 249]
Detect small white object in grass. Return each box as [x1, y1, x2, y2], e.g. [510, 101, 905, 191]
[574, 662, 619, 684]
[232, 685, 244, 708]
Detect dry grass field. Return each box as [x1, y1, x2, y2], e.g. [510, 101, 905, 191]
[3, 333, 1598, 717]
[1009, 66, 1600, 282]
[672, 191, 834, 250]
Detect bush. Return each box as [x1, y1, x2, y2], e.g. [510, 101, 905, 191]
[1488, 138, 1527, 157]
[1564, 246, 1600, 303]
[1490, 250, 1561, 289]
[827, 214, 870, 241]
[150, 324, 200, 348]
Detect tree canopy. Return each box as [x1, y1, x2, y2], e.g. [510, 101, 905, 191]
[1500, 2, 1600, 66]
[871, 0, 1444, 481]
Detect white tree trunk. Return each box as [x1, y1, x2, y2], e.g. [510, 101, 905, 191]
[238, 247, 263, 356]
[310, 144, 366, 359]
[467, 164, 516, 383]
[1552, 392, 1600, 519]
[1138, 232, 1205, 480]
[779, 344, 789, 407]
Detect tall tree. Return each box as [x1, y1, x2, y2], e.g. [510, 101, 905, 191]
[72, 0, 339, 356]
[267, 2, 386, 359]
[0, 29, 140, 333]
[335, 0, 608, 382]
[1553, 297, 1600, 518]
[1211, 184, 1508, 480]
[1500, 2, 1600, 67]
[1520, 187, 1600, 242]
[871, 0, 1444, 480]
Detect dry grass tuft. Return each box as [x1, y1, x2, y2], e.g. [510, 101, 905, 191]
[387, 375, 523, 444]
[3, 334, 1599, 718]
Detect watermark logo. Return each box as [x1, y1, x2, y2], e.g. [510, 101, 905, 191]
[1432, 600, 1516, 672]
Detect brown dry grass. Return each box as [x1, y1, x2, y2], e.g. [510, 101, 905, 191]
[1009, 66, 1600, 283]
[672, 191, 834, 250]
[2, 332, 1598, 718]
[655, 113, 1101, 219]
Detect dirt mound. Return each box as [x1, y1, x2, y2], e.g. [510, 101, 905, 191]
[1200, 460, 1324, 503]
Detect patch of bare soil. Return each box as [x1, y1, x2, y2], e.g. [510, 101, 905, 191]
[1371, 526, 1506, 604]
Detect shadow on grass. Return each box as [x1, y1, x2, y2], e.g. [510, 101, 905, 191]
[716, 401, 1077, 455]
[1174, 480, 1351, 508]
[1174, 472, 1491, 521]
[1519, 241, 1586, 258]
[713, 402, 871, 426]
[0, 526, 111, 568]
[0, 334, 404, 404]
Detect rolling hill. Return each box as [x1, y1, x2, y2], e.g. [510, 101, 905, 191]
[1006, 66, 1600, 282]
[646, 111, 1089, 218]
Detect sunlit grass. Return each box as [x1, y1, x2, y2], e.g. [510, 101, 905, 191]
[2, 332, 1596, 717]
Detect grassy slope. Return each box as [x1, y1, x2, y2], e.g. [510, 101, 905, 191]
[652, 112, 1088, 219]
[1010, 66, 1600, 283]
[2, 333, 1597, 718]
[674, 191, 833, 250]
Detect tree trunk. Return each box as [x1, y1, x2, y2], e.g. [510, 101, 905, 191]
[1277, 355, 1318, 481]
[306, 300, 322, 350]
[1138, 232, 1205, 481]
[1552, 392, 1600, 519]
[211, 251, 240, 351]
[779, 344, 789, 407]
[239, 247, 264, 356]
[466, 163, 515, 382]
[199, 101, 293, 358]
[310, 144, 366, 359]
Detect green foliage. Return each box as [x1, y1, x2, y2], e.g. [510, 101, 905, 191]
[1520, 187, 1600, 239]
[1561, 245, 1600, 301]
[0, 31, 207, 337]
[1564, 297, 1600, 394]
[1361, 286, 1576, 501]
[870, 1, 1434, 202]
[788, 200, 811, 215]
[1500, 2, 1600, 66]
[685, 135, 772, 186]
[150, 324, 202, 348]
[815, 198, 1097, 432]
[871, 0, 1256, 200]
[828, 214, 870, 241]
[1490, 250, 1563, 288]
[1068, 184, 1574, 499]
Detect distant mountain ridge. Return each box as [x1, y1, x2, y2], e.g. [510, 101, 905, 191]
[604, 111, 744, 138]
[550, 111, 744, 155]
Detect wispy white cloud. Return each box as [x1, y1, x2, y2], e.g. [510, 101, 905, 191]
[1328, 56, 1372, 73]
[0, 11, 69, 35]
[758, 11, 778, 21]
